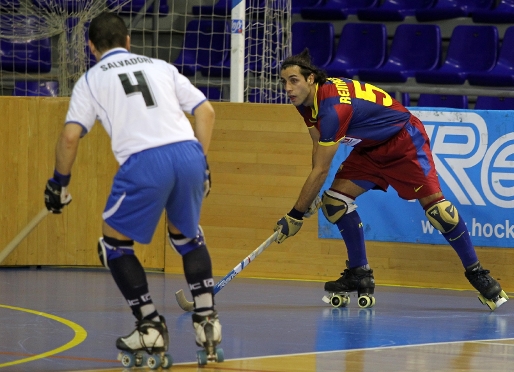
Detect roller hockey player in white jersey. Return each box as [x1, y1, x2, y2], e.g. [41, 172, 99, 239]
[43, 12, 222, 368]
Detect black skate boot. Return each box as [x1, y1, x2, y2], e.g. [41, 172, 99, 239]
[116, 315, 172, 369]
[192, 310, 224, 365]
[323, 261, 376, 308]
[465, 261, 509, 311]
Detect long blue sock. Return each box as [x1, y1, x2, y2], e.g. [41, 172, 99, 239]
[335, 211, 368, 268]
[442, 217, 478, 268]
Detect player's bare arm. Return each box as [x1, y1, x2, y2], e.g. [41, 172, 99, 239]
[309, 126, 320, 168]
[55, 123, 83, 175]
[294, 141, 339, 212]
[192, 100, 215, 155]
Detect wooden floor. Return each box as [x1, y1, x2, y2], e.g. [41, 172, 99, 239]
[1, 267, 514, 372]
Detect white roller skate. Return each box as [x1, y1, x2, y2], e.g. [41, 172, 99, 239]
[323, 262, 376, 309]
[192, 310, 224, 365]
[465, 261, 509, 311]
[116, 315, 172, 370]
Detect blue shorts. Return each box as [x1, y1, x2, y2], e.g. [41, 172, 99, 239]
[103, 140, 206, 243]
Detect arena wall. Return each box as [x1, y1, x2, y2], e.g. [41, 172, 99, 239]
[2, 97, 512, 292]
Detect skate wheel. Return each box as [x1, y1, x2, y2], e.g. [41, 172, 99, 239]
[197, 349, 208, 365]
[216, 347, 225, 362]
[119, 352, 136, 368]
[478, 294, 497, 311]
[146, 354, 161, 370]
[330, 294, 349, 308]
[358, 295, 373, 308]
[161, 353, 173, 369]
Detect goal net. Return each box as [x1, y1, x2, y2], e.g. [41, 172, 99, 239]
[0, 0, 291, 103]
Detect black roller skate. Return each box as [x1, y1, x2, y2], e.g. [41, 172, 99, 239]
[192, 310, 224, 365]
[465, 261, 509, 311]
[323, 261, 375, 308]
[116, 315, 172, 370]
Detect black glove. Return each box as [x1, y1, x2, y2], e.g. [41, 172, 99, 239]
[204, 157, 211, 198]
[44, 179, 72, 214]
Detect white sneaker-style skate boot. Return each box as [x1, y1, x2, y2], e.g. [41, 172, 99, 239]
[192, 310, 224, 365]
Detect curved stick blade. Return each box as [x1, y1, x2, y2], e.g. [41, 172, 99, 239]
[175, 289, 194, 312]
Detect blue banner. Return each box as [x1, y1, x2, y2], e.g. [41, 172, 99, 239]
[319, 108, 514, 248]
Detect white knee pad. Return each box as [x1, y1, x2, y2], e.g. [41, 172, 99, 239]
[321, 190, 358, 224]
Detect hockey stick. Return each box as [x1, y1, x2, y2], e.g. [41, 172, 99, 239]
[175, 231, 279, 312]
[0, 208, 50, 264]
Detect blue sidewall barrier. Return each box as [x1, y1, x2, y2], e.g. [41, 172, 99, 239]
[319, 108, 514, 248]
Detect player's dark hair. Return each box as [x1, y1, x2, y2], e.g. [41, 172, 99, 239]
[281, 48, 327, 84]
[89, 12, 129, 54]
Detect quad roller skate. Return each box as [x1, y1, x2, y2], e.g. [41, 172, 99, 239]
[322, 261, 375, 309]
[116, 315, 172, 370]
[192, 310, 224, 365]
[465, 261, 509, 311]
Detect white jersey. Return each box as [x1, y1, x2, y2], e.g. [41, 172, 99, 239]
[65, 48, 206, 165]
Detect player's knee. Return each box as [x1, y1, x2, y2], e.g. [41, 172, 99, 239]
[97, 236, 135, 269]
[321, 189, 357, 224]
[168, 226, 206, 256]
[425, 199, 459, 234]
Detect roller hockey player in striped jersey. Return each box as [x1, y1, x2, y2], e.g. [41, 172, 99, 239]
[272, 48, 508, 311]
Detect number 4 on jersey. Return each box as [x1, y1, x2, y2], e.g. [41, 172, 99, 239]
[118, 71, 156, 108]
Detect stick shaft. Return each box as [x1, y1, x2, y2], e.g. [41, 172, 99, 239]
[175, 231, 278, 311]
[213, 231, 278, 294]
[0, 208, 50, 264]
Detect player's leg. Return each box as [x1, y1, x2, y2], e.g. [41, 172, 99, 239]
[98, 225, 169, 355]
[165, 141, 222, 357]
[321, 177, 375, 301]
[420, 193, 507, 308]
[385, 117, 507, 309]
[98, 148, 176, 356]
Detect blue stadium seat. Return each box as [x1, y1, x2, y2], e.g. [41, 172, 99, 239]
[415, 0, 494, 21]
[13, 81, 59, 96]
[197, 86, 223, 101]
[388, 91, 411, 106]
[107, 0, 169, 15]
[0, 0, 20, 9]
[202, 22, 282, 77]
[324, 23, 386, 79]
[292, 0, 323, 14]
[467, 26, 514, 86]
[415, 25, 498, 85]
[472, 0, 514, 23]
[300, 0, 378, 21]
[292, 22, 334, 68]
[173, 20, 230, 77]
[417, 94, 468, 108]
[474, 96, 514, 109]
[358, 24, 441, 83]
[32, 0, 96, 12]
[357, 0, 435, 21]
[0, 16, 52, 73]
[192, 0, 265, 17]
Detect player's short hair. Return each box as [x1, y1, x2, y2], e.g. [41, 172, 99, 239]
[281, 48, 327, 84]
[89, 12, 128, 54]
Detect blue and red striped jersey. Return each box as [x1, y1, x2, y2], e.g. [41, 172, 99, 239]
[296, 77, 412, 148]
